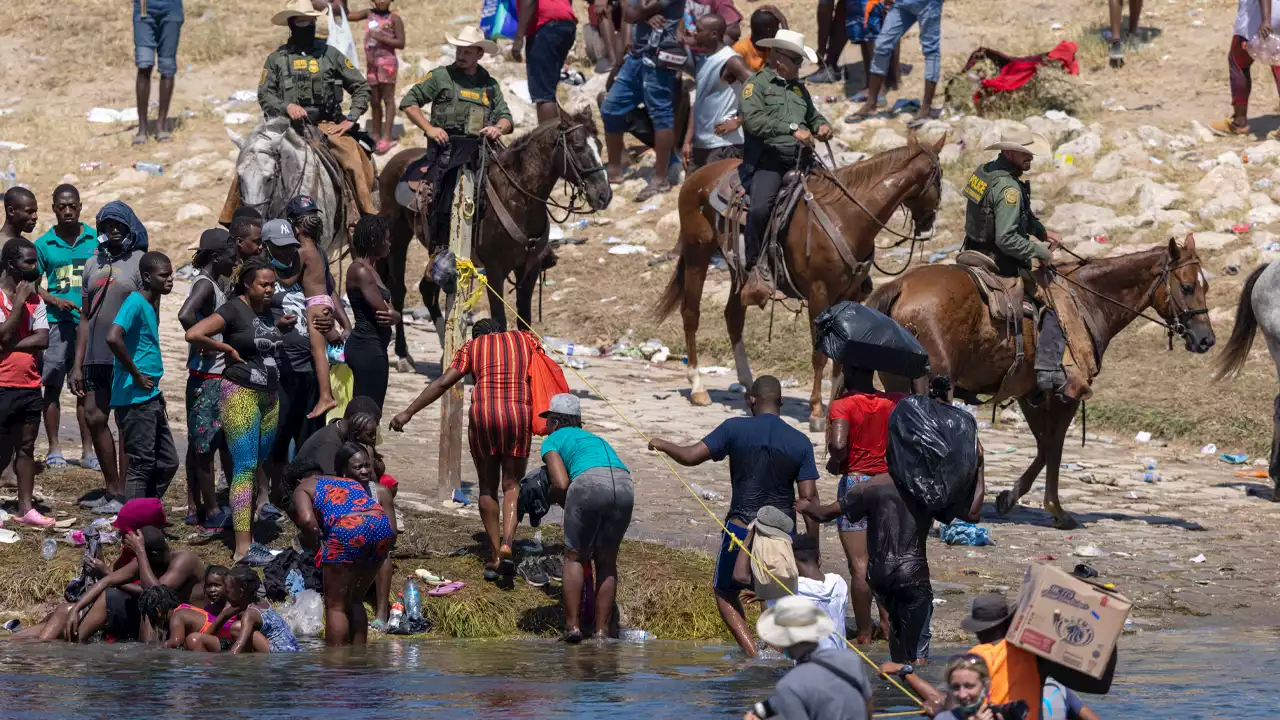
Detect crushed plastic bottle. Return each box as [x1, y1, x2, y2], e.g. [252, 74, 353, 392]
[688, 483, 723, 501]
[132, 161, 164, 176]
[387, 597, 404, 633]
[1248, 31, 1280, 64]
[42, 538, 57, 560]
[404, 577, 423, 621]
[566, 219, 590, 230]
[542, 336, 601, 357]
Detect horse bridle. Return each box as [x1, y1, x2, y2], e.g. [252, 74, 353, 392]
[240, 134, 311, 215]
[1053, 250, 1207, 343]
[485, 123, 607, 223]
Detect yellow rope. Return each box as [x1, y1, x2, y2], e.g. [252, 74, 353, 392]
[454, 258, 489, 314]
[456, 269, 926, 717]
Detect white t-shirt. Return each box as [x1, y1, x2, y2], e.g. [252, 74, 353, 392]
[768, 573, 850, 651]
[1235, 0, 1280, 39]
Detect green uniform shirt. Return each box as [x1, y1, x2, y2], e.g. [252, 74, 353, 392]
[740, 67, 829, 166]
[399, 65, 513, 136]
[963, 155, 1049, 270]
[258, 40, 371, 122]
[35, 222, 97, 324]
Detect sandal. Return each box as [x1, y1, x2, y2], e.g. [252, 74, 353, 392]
[1210, 118, 1250, 137]
[428, 581, 465, 596]
[634, 182, 670, 203]
[80, 455, 102, 472]
[43, 453, 68, 469]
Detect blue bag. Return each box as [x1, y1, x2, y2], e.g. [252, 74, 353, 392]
[480, 0, 519, 40]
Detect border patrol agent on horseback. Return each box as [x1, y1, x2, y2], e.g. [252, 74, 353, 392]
[737, 29, 832, 310]
[962, 128, 1091, 401]
[398, 25, 513, 249]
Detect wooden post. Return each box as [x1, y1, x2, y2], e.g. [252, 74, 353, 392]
[438, 167, 476, 503]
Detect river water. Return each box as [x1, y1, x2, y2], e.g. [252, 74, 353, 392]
[0, 627, 1271, 718]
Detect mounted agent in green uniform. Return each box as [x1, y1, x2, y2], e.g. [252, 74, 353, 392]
[961, 129, 1088, 400]
[737, 29, 832, 309]
[398, 25, 514, 248]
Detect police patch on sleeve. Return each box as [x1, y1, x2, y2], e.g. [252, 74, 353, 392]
[742, 83, 753, 99]
[1003, 187, 1019, 205]
[260, 68, 267, 84]
[345, 57, 354, 69]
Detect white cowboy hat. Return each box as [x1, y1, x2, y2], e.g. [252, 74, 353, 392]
[446, 25, 500, 55]
[272, 0, 324, 27]
[756, 29, 819, 65]
[757, 596, 835, 648]
[985, 127, 1052, 158]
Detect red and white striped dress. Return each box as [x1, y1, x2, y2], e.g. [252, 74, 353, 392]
[450, 331, 534, 459]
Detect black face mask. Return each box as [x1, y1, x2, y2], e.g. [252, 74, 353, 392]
[289, 21, 317, 47]
[20, 268, 39, 283]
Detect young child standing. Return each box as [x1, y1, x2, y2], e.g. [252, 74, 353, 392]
[350, 1, 405, 155]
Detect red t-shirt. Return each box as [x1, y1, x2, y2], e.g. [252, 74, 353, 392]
[0, 290, 48, 389]
[827, 390, 907, 476]
[533, 0, 578, 33]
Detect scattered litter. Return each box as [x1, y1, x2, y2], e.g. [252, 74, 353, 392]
[636, 202, 660, 214]
[1231, 223, 1252, 234]
[1061, 462, 1084, 472]
[0, 141, 25, 151]
[688, 483, 723, 501]
[1190, 554, 1206, 563]
[449, 14, 477, 24]
[0, 529, 18, 544]
[229, 90, 257, 103]
[940, 520, 994, 546]
[599, 296, 617, 303]
[1220, 453, 1249, 464]
[988, 446, 1018, 454]
[1073, 545, 1103, 558]
[1111, 551, 1132, 557]
[1256, 178, 1274, 190]
[698, 366, 731, 375]
[1134, 431, 1152, 443]
[1050, 22, 1062, 30]
[451, 488, 471, 507]
[607, 244, 649, 255]
[87, 107, 139, 124]
[508, 79, 532, 105]
[222, 112, 252, 125]
[1091, 234, 1108, 244]
[619, 628, 652, 643]
[1236, 469, 1269, 478]
[650, 348, 670, 363]
[280, 589, 324, 636]
[565, 358, 589, 370]
[728, 383, 746, 393]
[1225, 265, 1240, 276]
[1200, 443, 1218, 455]
[1125, 491, 1142, 500]
[1148, 156, 1164, 165]
[133, 161, 164, 176]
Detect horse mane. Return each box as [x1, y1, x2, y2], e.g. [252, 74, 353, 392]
[832, 144, 918, 189]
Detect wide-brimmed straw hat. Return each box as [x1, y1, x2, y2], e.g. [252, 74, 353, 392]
[756, 29, 819, 65]
[446, 25, 500, 55]
[985, 127, 1052, 158]
[757, 596, 835, 648]
[272, 0, 324, 27]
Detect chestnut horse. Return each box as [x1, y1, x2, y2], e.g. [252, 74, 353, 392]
[654, 134, 945, 429]
[867, 236, 1216, 528]
[377, 109, 613, 369]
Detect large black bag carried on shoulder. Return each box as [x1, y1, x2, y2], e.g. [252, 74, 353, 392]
[886, 395, 979, 522]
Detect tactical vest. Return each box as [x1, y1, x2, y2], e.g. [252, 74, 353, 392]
[431, 81, 495, 136]
[962, 164, 1031, 276]
[281, 52, 338, 119]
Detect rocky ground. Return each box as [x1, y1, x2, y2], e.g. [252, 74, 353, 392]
[3, 0, 1280, 642]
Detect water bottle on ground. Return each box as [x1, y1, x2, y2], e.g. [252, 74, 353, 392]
[387, 598, 404, 633]
[42, 538, 56, 560]
[542, 336, 601, 357]
[133, 161, 164, 176]
[619, 628, 651, 643]
[404, 577, 422, 621]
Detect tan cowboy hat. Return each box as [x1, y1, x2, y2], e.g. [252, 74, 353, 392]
[756, 29, 819, 65]
[985, 127, 1052, 158]
[446, 25, 500, 55]
[757, 596, 835, 648]
[272, 0, 324, 27]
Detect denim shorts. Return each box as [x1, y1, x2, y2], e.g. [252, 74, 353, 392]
[134, 0, 185, 77]
[527, 20, 578, 104]
[835, 474, 873, 532]
[601, 56, 678, 133]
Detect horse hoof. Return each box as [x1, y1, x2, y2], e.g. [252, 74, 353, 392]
[1051, 512, 1080, 531]
[690, 390, 712, 407]
[996, 490, 1018, 516]
[396, 357, 416, 374]
[809, 416, 827, 433]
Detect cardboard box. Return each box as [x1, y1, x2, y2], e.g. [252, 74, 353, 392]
[1007, 563, 1132, 679]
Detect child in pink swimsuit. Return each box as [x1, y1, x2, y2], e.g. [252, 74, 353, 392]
[351, 0, 405, 155]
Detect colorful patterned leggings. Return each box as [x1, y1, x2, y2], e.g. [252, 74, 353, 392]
[1230, 34, 1280, 109]
[219, 380, 279, 532]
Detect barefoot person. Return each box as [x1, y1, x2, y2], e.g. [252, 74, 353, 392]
[131, 0, 184, 143]
[846, 0, 941, 125]
[137, 585, 218, 648]
[391, 319, 533, 580]
[648, 375, 819, 657]
[189, 566, 298, 653]
[34, 185, 97, 473]
[286, 444, 395, 646]
[540, 394, 634, 642]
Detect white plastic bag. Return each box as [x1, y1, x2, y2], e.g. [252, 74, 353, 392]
[1248, 32, 1280, 65]
[279, 589, 325, 637]
[327, 6, 361, 71]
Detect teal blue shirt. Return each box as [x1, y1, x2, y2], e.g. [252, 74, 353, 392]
[34, 223, 97, 324]
[540, 426, 629, 480]
[110, 292, 163, 407]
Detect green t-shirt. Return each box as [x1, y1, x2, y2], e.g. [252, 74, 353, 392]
[35, 223, 97, 324]
[110, 292, 163, 407]
[540, 426, 628, 480]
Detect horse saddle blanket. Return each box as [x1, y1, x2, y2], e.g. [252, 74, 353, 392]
[708, 166, 805, 298]
[302, 126, 353, 233]
[957, 250, 1034, 324]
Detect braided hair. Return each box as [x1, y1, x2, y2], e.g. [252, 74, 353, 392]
[350, 215, 388, 260]
[232, 256, 274, 297]
[137, 585, 180, 626]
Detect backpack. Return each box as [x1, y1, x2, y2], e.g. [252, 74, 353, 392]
[524, 332, 569, 436]
[750, 525, 798, 601]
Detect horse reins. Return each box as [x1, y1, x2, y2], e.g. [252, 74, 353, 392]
[242, 122, 313, 215]
[483, 124, 607, 224]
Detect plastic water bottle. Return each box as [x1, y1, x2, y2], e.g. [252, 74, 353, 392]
[133, 161, 164, 176]
[387, 597, 404, 632]
[42, 538, 57, 560]
[404, 577, 422, 621]
[567, 219, 590, 230]
[542, 337, 601, 357]
[619, 628, 651, 643]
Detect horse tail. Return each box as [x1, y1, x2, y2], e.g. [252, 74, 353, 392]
[1216, 263, 1268, 380]
[866, 275, 904, 318]
[654, 251, 687, 323]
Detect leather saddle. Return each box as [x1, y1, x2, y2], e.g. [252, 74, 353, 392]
[301, 124, 354, 233]
[708, 166, 806, 297]
[956, 250, 1034, 323]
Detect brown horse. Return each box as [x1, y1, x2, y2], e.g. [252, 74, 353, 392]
[654, 134, 945, 430]
[867, 235, 1216, 528]
[377, 108, 613, 368]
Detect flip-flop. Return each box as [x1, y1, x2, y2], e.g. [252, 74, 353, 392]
[844, 111, 877, 125]
[428, 581, 465, 596]
[43, 453, 68, 469]
[80, 456, 102, 472]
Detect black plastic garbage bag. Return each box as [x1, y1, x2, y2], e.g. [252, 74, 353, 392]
[815, 301, 930, 378]
[886, 394, 979, 522]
